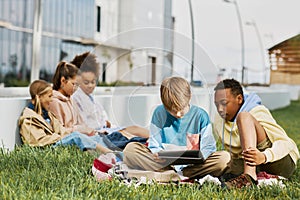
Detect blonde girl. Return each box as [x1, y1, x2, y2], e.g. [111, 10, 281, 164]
[19, 79, 110, 153]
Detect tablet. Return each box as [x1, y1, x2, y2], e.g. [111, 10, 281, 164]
[158, 150, 204, 165]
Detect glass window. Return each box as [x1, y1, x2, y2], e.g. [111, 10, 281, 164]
[97, 6, 101, 32]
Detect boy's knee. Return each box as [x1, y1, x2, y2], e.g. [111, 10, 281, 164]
[220, 151, 231, 163]
[123, 142, 143, 166]
[123, 142, 140, 158]
[215, 151, 231, 171]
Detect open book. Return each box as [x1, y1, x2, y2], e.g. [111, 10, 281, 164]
[158, 150, 204, 165]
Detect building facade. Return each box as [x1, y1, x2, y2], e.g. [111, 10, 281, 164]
[268, 34, 300, 85]
[0, 0, 173, 86]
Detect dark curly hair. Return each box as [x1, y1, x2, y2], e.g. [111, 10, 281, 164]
[70, 51, 100, 77]
[214, 78, 243, 97]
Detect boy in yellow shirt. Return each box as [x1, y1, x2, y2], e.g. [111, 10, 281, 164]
[213, 79, 299, 188]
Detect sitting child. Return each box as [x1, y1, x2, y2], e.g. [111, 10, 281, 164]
[19, 79, 111, 153]
[49, 60, 146, 151]
[49, 61, 96, 136]
[123, 76, 230, 179]
[213, 78, 300, 188]
[70, 51, 149, 139]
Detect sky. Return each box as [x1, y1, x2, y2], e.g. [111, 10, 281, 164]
[172, 0, 300, 84]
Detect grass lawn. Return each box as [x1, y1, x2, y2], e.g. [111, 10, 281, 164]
[1, 101, 300, 199]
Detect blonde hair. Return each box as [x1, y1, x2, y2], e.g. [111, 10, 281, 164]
[29, 80, 52, 115]
[160, 77, 191, 112]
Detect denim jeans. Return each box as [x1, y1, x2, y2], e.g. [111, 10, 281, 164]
[54, 132, 108, 151]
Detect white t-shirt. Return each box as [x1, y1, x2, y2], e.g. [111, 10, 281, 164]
[72, 87, 108, 130]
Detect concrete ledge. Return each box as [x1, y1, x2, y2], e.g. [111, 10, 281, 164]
[0, 87, 30, 97]
[0, 97, 29, 151]
[246, 87, 290, 110]
[0, 86, 291, 151]
[269, 84, 300, 101]
[0, 86, 212, 151]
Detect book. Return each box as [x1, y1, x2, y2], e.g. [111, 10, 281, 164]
[157, 150, 204, 165]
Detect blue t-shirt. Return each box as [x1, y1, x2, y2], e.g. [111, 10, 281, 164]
[148, 105, 216, 160]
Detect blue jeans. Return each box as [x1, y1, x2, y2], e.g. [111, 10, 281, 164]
[53, 132, 108, 151]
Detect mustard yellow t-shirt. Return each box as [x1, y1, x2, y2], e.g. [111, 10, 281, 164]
[214, 105, 299, 166]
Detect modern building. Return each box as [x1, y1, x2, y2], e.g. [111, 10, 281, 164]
[0, 0, 174, 86]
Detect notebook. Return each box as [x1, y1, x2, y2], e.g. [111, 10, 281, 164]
[157, 150, 204, 165]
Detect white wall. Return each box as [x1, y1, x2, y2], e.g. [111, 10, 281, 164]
[93, 86, 212, 127]
[269, 84, 300, 101]
[0, 86, 210, 151]
[0, 86, 291, 151]
[0, 98, 29, 151]
[246, 86, 291, 110]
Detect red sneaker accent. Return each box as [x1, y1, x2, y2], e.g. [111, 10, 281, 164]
[93, 158, 113, 173]
[257, 171, 279, 180]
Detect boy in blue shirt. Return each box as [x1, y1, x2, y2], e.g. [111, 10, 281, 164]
[123, 76, 230, 179]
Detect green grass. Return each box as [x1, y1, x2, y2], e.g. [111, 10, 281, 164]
[1, 101, 300, 199]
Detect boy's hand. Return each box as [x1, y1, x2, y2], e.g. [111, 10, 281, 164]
[242, 147, 266, 166]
